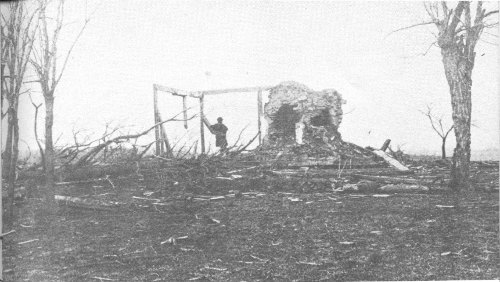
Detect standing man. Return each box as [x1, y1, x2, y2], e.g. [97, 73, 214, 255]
[210, 117, 228, 151]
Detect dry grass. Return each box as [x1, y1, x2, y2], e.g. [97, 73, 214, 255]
[4, 166, 499, 281]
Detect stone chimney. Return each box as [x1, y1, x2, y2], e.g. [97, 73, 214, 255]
[264, 81, 346, 146]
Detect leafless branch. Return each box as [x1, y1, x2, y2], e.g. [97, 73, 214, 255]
[482, 10, 499, 19]
[420, 41, 438, 56]
[385, 21, 436, 39]
[72, 111, 197, 167]
[54, 18, 89, 86]
[419, 105, 454, 139]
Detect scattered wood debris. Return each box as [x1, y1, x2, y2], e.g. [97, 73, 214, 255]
[161, 235, 188, 245]
[0, 230, 16, 239]
[436, 205, 455, 208]
[55, 195, 121, 210]
[372, 150, 410, 171]
[18, 239, 39, 245]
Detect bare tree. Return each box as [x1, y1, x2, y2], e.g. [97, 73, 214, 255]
[1, 2, 39, 223]
[420, 105, 454, 159]
[420, 2, 498, 191]
[30, 0, 90, 208]
[28, 93, 45, 168]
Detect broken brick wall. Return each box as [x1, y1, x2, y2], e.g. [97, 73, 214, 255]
[264, 81, 346, 146]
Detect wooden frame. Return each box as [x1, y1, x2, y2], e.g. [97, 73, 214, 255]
[153, 83, 273, 155]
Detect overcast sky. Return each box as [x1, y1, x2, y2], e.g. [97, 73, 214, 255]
[10, 1, 499, 158]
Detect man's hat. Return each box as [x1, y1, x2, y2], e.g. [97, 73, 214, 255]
[217, 117, 223, 122]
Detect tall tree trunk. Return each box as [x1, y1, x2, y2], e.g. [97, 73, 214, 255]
[33, 103, 45, 170]
[441, 47, 473, 191]
[44, 95, 56, 208]
[441, 137, 446, 159]
[2, 109, 13, 178]
[7, 110, 19, 227]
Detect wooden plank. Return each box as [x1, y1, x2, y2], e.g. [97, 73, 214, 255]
[153, 85, 161, 155]
[380, 139, 391, 151]
[200, 94, 205, 154]
[373, 150, 410, 171]
[199, 86, 273, 96]
[257, 89, 263, 145]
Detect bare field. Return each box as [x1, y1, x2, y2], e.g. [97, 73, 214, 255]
[3, 162, 499, 281]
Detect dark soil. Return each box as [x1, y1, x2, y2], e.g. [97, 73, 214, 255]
[3, 166, 499, 281]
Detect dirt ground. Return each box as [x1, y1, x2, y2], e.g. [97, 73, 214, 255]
[3, 164, 499, 281]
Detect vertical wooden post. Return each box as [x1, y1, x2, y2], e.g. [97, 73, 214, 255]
[0, 63, 4, 281]
[153, 85, 161, 156]
[157, 111, 173, 156]
[257, 88, 263, 146]
[159, 128, 165, 154]
[200, 93, 205, 154]
[182, 96, 188, 129]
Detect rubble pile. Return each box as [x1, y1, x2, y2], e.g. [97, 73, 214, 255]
[264, 81, 344, 146]
[261, 81, 384, 167]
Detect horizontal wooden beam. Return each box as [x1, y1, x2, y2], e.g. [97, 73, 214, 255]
[154, 84, 273, 98]
[199, 86, 273, 96]
[154, 84, 191, 96]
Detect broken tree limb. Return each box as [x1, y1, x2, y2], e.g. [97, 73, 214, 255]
[372, 150, 410, 171]
[231, 132, 260, 155]
[182, 96, 188, 129]
[73, 111, 195, 167]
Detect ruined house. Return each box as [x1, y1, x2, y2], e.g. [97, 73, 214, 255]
[264, 81, 345, 146]
[153, 80, 385, 167]
[262, 81, 381, 167]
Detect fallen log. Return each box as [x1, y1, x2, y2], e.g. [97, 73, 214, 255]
[352, 174, 440, 185]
